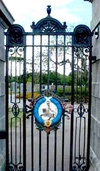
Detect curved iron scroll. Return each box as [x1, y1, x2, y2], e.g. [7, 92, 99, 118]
[9, 163, 24, 171]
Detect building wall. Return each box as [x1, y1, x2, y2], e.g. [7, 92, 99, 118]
[0, 1, 14, 170]
[90, 0, 100, 170]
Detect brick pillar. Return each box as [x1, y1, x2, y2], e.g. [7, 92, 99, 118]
[0, 1, 14, 170]
[90, 0, 100, 170]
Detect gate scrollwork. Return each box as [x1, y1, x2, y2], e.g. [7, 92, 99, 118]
[5, 6, 92, 171]
[6, 24, 25, 47]
[73, 25, 92, 46]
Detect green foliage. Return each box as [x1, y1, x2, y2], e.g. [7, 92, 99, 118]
[57, 86, 88, 102]
[8, 71, 88, 88]
[66, 75, 72, 85]
[69, 70, 88, 86]
[9, 56, 24, 62]
[57, 86, 71, 97]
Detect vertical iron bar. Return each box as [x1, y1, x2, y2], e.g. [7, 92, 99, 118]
[83, 117, 86, 163]
[31, 104, 34, 171]
[11, 118, 13, 163]
[80, 56, 82, 102]
[62, 115, 65, 171]
[39, 130, 42, 171]
[40, 35, 42, 93]
[23, 44, 26, 171]
[15, 52, 17, 105]
[47, 35, 50, 89]
[47, 133, 49, 171]
[87, 46, 92, 170]
[85, 59, 87, 103]
[10, 55, 13, 103]
[5, 46, 9, 170]
[74, 117, 78, 162]
[19, 118, 21, 163]
[55, 35, 58, 92]
[78, 116, 82, 166]
[54, 130, 57, 171]
[63, 35, 66, 98]
[54, 35, 58, 171]
[31, 34, 35, 171]
[15, 117, 17, 165]
[15, 51, 17, 166]
[76, 57, 78, 103]
[19, 55, 22, 104]
[62, 35, 66, 171]
[70, 38, 74, 171]
[38, 35, 42, 171]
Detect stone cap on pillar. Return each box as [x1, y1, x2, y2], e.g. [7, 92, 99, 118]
[0, 0, 14, 29]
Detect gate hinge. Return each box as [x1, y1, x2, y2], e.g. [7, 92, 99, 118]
[90, 56, 96, 61]
[0, 131, 7, 139]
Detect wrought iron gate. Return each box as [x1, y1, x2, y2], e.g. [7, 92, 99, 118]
[5, 6, 92, 171]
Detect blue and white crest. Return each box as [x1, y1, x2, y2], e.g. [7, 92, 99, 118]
[33, 96, 63, 131]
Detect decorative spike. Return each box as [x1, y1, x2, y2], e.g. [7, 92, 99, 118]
[47, 5, 51, 16]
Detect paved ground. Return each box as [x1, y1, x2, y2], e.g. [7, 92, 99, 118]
[9, 95, 88, 171]
[9, 117, 71, 171]
[25, 118, 70, 171]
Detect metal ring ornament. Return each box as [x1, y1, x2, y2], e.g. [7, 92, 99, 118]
[33, 96, 63, 130]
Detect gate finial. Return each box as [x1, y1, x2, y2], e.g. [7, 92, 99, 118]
[47, 5, 51, 16]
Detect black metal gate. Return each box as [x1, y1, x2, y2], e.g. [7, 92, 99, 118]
[5, 6, 92, 171]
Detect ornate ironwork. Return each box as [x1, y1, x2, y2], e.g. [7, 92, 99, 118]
[6, 24, 25, 46]
[5, 5, 92, 171]
[12, 103, 20, 117]
[25, 90, 73, 133]
[47, 5, 51, 16]
[31, 6, 67, 33]
[72, 162, 87, 171]
[76, 103, 88, 117]
[9, 163, 24, 171]
[73, 25, 91, 46]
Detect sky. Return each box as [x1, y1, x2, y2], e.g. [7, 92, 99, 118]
[3, 0, 92, 32]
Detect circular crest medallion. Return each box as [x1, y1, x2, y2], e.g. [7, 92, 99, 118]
[33, 96, 63, 132]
